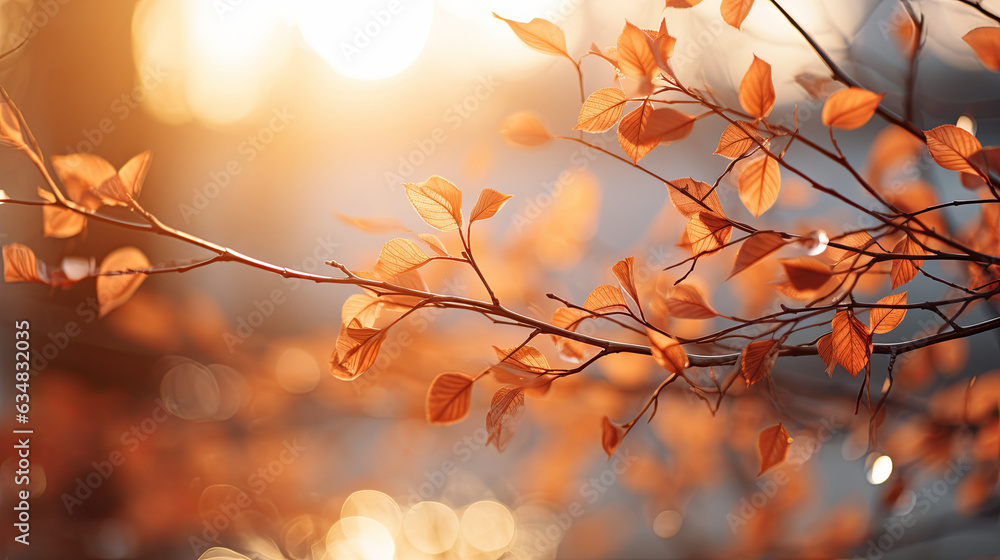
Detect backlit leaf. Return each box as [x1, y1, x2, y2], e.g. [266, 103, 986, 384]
[402, 176, 463, 231]
[617, 22, 659, 82]
[685, 211, 732, 256]
[618, 100, 658, 163]
[37, 188, 86, 238]
[493, 13, 569, 58]
[493, 345, 551, 374]
[738, 155, 781, 217]
[612, 256, 642, 308]
[831, 310, 871, 377]
[51, 153, 117, 211]
[890, 236, 924, 289]
[758, 423, 792, 475]
[654, 19, 677, 66]
[780, 257, 833, 291]
[739, 56, 775, 119]
[664, 283, 718, 319]
[416, 233, 449, 256]
[742, 339, 779, 385]
[374, 238, 430, 278]
[963, 27, 1000, 71]
[470, 188, 513, 223]
[97, 247, 150, 317]
[487, 385, 525, 452]
[427, 372, 475, 425]
[341, 294, 383, 327]
[821, 88, 884, 130]
[721, 0, 754, 30]
[667, 178, 725, 218]
[3, 243, 46, 283]
[817, 333, 836, 377]
[331, 319, 387, 380]
[870, 292, 907, 334]
[550, 307, 591, 363]
[575, 88, 629, 132]
[0, 87, 25, 148]
[728, 231, 787, 279]
[715, 121, 763, 158]
[925, 125, 986, 174]
[584, 284, 630, 314]
[601, 416, 627, 457]
[643, 108, 696, 144]
[501, 112, 553, 147]
[647, 328, 689, 374]
[116, 151, 152, 201]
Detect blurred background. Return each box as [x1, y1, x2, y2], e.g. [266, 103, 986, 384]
[1, 0, 1000, 558]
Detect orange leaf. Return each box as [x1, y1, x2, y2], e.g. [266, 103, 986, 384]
[2, 243, 46, 284]
[374, 238, 430, 278]
[618, 100, 658, 163]
[493, 13, 569, 58]
[739, 56, 775, 119]
[427, 372, 475, 425]
[501, 111, 553, 147]
[828, 231, 878, 267]
[925, 125, 986, 174]
[817, 333, 836, 377]
[584, 284, 630, 314]
[654, 19, 677, 66]
[97, 247, 150, 317]
[715, 121, 763, 158]
[665, 283, 718, 319]
[728, 231, 787, 279]
[0, 87, 26, 149]
[738, 155, 781, 217]
[686, 211, 733, 256]
[51, 153, 117, 211]
[870, 292, 908, 335]
[550, 307, 591, 363]
[821, 87, 885, 130]
[335, 212, 410, 234]
[643, 108, 696, 144]
[963, 27, 1000, 71]
[98, 150, 151, 206]
[493, 345, 551, 374]
[486, 385, 525, 452]
[758, 423, 792, 475]
[721, 0, 754, 30]
[831, 310, 871, 377]
[612, 256, 641, 309]
[402, 176, 463, 231]
[416, 233, 449, 257]
[37, 188, 86, 239]
[780, 257, 833, 291]
[665, 0, 703, 6]
[890, 236, 924, 289]
[601, 416, 627, 457]
[647, 328, 689, 374]
[341, 294, 383, 327]
[617, 22, 659, 82]
[741, 339, 779, 385]
[470, 188, 513, 223]
[331, 319, 387, 380]
[667, 178, 725, 218]
[575, 88, 628, 133]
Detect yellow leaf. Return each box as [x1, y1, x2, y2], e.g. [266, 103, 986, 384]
[925, 125, 986, 174]
[780, 257, 833, 291]
[470, 188, 513, 223]
[500, 111, 553, 147]
[741, 339, 779, 385]
[664, 283, 718, 319]
[715, 121, 763, 158]
[647, 328, 689, 374]
[758, 423, 792, 475]
[739, 55, 775, 119]
[831, 310, 871, 377]
[426, 372, 475, 425]
[685, 211, 732, 256]
[2, 243, 46, 284]
[821, 87, 885, 130]
[575, 88, 629, 132]
[617, 100, 658, 163]
[617, 22, 659, 82]
[963, 27, 1000, 71]
[584, 284, 630, 314]
[601, 416, 627, 458]
[612, 256, 642, 309]
[738, 155, 781, 217]
[486, 385, 525, 452]
[493, 13, 569, 58]
[97, 247, 150, 317]
[870, 292, 907, 335]
[643, 108, 696, 144]
[721, 0, 755, 30]
[667, 178, 725, 218]
[728, 231, 787, 279]
[374, 238, 430, 278]
[402, 176, 463, 231]
[416, 233, 449, 256]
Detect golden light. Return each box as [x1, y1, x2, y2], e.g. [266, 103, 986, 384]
[867, 455, 893, 485]
[403, 501, 460, 554]
[652, 510, 683, 539]
[292, 0, 434, 81]
[325, 516, 395, 560]
[341, 490, 403, 537]
[460, 500, 516, 552]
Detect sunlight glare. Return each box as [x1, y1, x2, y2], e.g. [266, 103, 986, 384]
[325, 516, 395, 560]
[460, 500, 516, 552]
[341, 490, 402, 537]
[403, 501, 460, 554]
[867, 455, 893, 485]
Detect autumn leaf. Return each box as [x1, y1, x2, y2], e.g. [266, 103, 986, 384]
[828, 231, 878, 267]
[742, 339, 779, 385]
[612, 256, 642, 309]
[416, 233, 449, 256]
[37, 188, 86, 238]
[667, 178, 725, 218]
[550, 307, 592, 363]
[575, 88, 628, 133]
[925, 125, 986, 175]
[739, 56, 775, 119]
[618, 100, 658, 163]
[647, 328, 689, 374]
[963, 27, 1000, 71]
[780, 257, 833, 291]
[51, 153, 117, 211]
[335, 212, 410, 234]
[493, 13, 569, 59]
[426, 372, 475, 425]
[870, 292, 907, 334]
[758, 423, 792, 475]
[0, 87, 26, 149]
[715, 121, 763, 158]
[654, 19, 677, 67]
[686, 211, 732, 256]
[584, 284, 630, 314]
[643, 108, 696, 144]
[501, 111, 553, 147]
[114, 151, 152, 202]
[374, 238, 431, 278]
[664, 283, 719, 319]
[831, 310, 871, 377]
[97, 247, 150, 317]
[331, 319, 388, 380]
[601, 416, 628, 457]
[617, 22, 659, 83]
[821, 88, 885, 130]
[2, 243, 46, 283]
[402, 176, 463, 231]
[890, 236, 924, 289]
[493, 345, 551, 374]
[728, 231, 787, 279]
[817, 333, 836, 377]
[470, 188, 513, 223]
[341, 293, 383, 327]
[487, 385, 526, 452]
[738, 155, 781, 217]
[721, 0, 754, 30]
